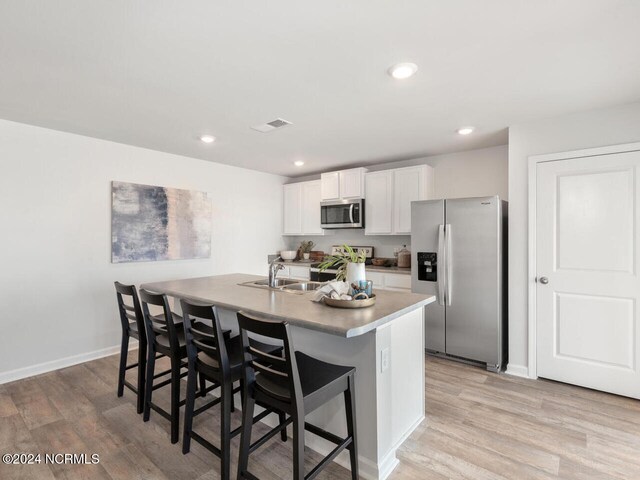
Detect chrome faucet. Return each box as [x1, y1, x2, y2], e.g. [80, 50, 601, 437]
[268, 257, 285, 288]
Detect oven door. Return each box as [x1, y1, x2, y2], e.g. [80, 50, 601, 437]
[320, 199, 364, 229]
[310, 269, 338, 282]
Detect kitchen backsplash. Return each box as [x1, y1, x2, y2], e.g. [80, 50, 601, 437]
[285, 231, 411, 259]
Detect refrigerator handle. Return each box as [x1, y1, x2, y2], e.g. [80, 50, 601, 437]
[438, 224, 446, 306]
[445, 223, 453, 306]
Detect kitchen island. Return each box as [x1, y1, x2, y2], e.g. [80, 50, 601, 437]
[141, 274, 435, 480]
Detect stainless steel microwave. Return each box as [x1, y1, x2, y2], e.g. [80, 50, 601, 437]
[320, 199, 364, 229]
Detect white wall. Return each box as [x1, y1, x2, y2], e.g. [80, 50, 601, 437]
[0, 119, 286, 382]
[508, 101, 640, 375]
[286, 145, 508, 257]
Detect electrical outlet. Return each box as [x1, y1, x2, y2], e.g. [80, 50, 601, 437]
[381, 347, 390, 372]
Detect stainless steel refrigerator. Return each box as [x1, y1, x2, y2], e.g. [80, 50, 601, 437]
[411, 196, 507, 372]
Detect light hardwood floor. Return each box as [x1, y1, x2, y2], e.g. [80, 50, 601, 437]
[1, 353, 639, 479]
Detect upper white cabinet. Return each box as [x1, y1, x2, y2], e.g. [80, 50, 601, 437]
[364, 170, 393, 235]
[283, 180, 326, 236]
[301, 181, 324, 235]
[283, 183, 302, 235]
[321, 167, 367, 200]
[365, 165, 434, 235]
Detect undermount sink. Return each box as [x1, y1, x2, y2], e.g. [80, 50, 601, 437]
[240, 278, 301, 289]
[281, 281, 325, 292]
[239, 278, 325, 292]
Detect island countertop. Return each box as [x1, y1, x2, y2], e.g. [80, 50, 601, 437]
[141, 274, 435, 338]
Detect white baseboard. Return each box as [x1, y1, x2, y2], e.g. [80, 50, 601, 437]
[0, 340, 138, 385]
[505, 363, 531, 378]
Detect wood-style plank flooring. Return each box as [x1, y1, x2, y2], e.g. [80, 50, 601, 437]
[1, 353, 639, 479]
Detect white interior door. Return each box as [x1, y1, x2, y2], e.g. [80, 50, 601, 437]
[536, 151, 640, 399]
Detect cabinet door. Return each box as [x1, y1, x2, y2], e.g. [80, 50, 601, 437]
[301, 181, 324, 235]
[283, 183, 302, 235]
[394, 166, 426, 234]
[340, 168, 364, 199]
[289, 266, 310, 280]
[321, 172, 340, 200]
[365, 171, 393, 235]
[385, 273, 412, 291]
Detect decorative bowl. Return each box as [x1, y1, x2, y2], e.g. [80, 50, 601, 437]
[280, 250, 297, 260]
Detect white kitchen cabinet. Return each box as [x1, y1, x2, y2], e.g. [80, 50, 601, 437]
[283, 181, 326, 235]
[364, 170, 394, 235]
[301, 181, 324, 235]
[283, 183, 302, 235]
[321, 168, 367, 200]
[320, 171, 340, 200]
[288, 265, 311, 280]
[340, 168, 366, 199]
[394, 165, 434, 234]
[365, 164, 434, 235]
[366, 270, 412, 291]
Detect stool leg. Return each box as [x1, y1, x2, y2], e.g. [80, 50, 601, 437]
[199, 372, 207, 398]
[279, 411, 287, 441]
[220, 381, 232, 480]
[142, 346, 156, 422]
[345, 375, 359, 480]
[136, 341, 146, 414]
[170, 358, 181, 444]
[237, 394, 255, 480]
[182, 362, 198, 454]
[292, 411, 305, 480]
[117, 333, 129, 397]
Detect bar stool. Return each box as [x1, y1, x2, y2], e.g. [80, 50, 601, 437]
[236, 311, 359, 480]
[180, 300, 288, 480]
[114, 282, 159, 414]
[139, 289, 213, 444]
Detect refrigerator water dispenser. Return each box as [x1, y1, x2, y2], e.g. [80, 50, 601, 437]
[417, 252, 437, 282]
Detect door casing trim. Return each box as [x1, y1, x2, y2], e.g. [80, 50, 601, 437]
[527, 141, 640, 379]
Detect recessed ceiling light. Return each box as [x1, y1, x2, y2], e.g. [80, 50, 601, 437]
[457, 127, 475, 135]
[388, 62, 418, 80]
[199, 135, 216, 143]
[294, 160, 305, 167]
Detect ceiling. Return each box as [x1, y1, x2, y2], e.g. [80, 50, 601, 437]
[1, 1, 639, 177]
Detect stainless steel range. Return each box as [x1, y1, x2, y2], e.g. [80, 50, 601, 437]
[309, 245, 374, 281]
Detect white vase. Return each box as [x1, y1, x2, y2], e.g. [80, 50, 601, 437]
[303, 253, 310, 260]
[345, 262, 366, 285]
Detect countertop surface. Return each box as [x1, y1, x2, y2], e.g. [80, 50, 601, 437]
[141, 274, 434, 338]
[275, 260, 412, 275]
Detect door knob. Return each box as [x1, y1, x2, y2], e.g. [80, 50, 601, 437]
[538, 277, 549, 285]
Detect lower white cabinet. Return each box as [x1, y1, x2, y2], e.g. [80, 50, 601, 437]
[365, 165, 434, 235]
[366, 270, 411, 291]
[283, 180, 326, 235]
[288, 265, 311, 280]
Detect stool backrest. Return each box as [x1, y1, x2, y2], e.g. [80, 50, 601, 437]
[180, 299, 229, 376]
[114, 282, 145, 340]
[237, 311, 302, 405]
[139, 289, 180, 353]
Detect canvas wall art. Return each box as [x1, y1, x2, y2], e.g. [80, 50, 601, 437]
[111, 181, 212, 263]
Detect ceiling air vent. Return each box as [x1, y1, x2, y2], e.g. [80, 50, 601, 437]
[251, 118, 292, 133]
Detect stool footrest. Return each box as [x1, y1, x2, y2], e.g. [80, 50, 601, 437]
[123, 380, 138, 394]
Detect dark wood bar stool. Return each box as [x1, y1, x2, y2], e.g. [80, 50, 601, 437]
[180, 300, 288, 480]
[139, 289, 212, 444]
[114, 282, 160, 414]
[236, 311, 359, 480]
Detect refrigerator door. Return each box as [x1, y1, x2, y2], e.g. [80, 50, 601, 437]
[411, 199, 446, 352]
[445, 196, 503, 366]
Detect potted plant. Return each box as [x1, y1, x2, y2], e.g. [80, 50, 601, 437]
[317, 244, 366, 283]
[299, 240, 314, 260]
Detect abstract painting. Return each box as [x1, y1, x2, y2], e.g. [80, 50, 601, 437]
[111, 181, 212, 263]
